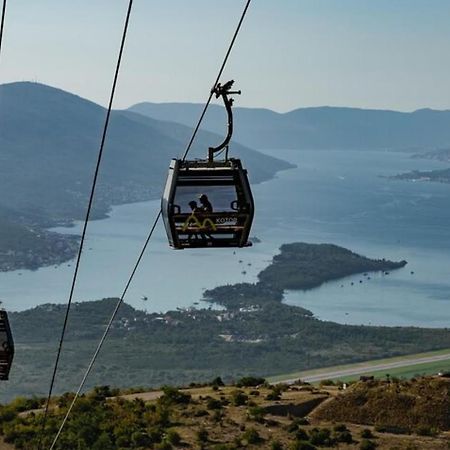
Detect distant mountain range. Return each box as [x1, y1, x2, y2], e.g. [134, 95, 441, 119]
[129, 102, 450, 151]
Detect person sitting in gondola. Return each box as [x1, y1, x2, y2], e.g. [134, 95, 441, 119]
[198, 194, 213, 213]
[189, 200, 201, 213]
[186, 200, 202, 240]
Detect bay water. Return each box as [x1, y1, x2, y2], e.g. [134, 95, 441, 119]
[2, 149, 450, 328]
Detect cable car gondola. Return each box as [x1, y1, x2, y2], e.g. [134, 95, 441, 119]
[0, 308, 14, 380]
[162, 80, 254, 249]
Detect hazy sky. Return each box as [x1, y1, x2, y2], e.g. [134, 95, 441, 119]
[1, 0, 450, 112]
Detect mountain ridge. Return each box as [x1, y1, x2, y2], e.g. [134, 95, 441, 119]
[129, 101, 450, 150]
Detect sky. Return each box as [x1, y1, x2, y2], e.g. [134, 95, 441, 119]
[1, 0, 450, 112]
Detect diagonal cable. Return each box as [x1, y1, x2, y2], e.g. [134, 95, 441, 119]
[48, 211, 160, 450]
[47, 0, 253, 447]
[0, 0, 7, 62]
[37, 1, 134, 448]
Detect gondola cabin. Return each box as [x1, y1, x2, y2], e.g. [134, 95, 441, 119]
[162, 157, 254, 249]
[0, 309, 14, 380]
[161, 80, 255, 249]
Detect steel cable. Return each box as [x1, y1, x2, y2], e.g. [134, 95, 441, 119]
[0, 0, 7, 62]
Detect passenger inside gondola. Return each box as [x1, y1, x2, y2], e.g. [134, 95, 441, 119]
[198, 194, 213, 213]
[174, 186, 239, 243]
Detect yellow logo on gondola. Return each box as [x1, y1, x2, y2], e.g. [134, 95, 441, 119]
[182, 213, 217, 232]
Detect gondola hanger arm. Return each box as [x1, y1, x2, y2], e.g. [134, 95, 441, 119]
[208, 79, 241, 162]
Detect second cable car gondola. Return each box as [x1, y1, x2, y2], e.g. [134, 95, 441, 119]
[162, 80, 254, 249]
[0, 308, 14, 380]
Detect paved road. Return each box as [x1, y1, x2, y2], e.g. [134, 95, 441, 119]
[278, 352, 450, 384]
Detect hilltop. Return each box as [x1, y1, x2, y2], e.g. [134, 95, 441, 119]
[314, 376, 450, 435]
[129, 102, 450, 151]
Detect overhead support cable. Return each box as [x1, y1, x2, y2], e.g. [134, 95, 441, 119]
[48, 0, 253, 447]
[48, 210, 161, 450]
[39, 1, 135, 448]
[0, 0, 7, 62]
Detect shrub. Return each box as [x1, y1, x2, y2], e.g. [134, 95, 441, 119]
[155, 440, 173, 450]
[237, 376, 266, 387]
[131, 431, 153, 447]
[247, 406, 266, 423]
[212, 409, 224, 423]
[231, 390, 248, 406]
[271, 440, 283, 450]
[197, 428, 209, 443]
[360, 439, 377, 450]
[266, 391, 281, 401]
[374, 425, 408, 435]
[333, 424, 347, 432]
[242, 427, 261, 444]
[415, 425, 437, 437]
[294, 428, 308, 441]
[166, 430, 181, 445]
[335, 430, 353, 443]
[211, 376, 225, 387]
[309, 428, 333, 446]
[206, 397, 223, 410]
[319, 379, 335, 386]
[160, 386, 191, 405]
[360, 429, 373, 439]
[291, 441, 316, 450]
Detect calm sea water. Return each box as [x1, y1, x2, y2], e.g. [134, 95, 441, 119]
[1, 149, 450, 327]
